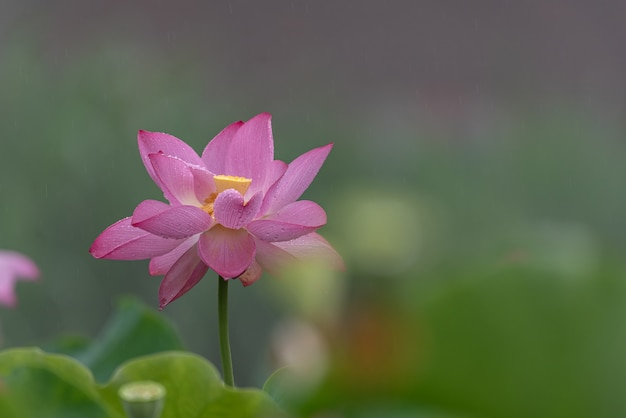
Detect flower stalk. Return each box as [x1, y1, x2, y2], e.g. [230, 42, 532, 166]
[218, 275, 235, 386]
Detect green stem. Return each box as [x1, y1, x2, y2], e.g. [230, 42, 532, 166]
[218, 275, 235, 387]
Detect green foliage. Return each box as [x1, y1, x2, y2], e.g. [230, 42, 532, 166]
[272, 262, 626, 418]
[101, 352, 287, 418]
[76, 297, 185, 383]
[412, 264, 626, 418]
[263, 367, 311, 413]
[0, 298, 285, 417]
[45, 297, 184, 383]
[0, 348, 117, 418]
[0, 349, 285, 418]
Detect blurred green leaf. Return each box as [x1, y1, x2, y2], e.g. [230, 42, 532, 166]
[292, 262, 626, 418]
[264, 365, 468, 417]
[100, 351, 288, 418]
[0, 348, 286, 418]
[0, 348, 120, 418]
[42, 334, 92, 357]
[263, 367, 308, 412]
[410, 264, 626, 418]
[75, 297, 184, 383]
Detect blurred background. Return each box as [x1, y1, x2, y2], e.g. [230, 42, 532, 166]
[2, 1, 626, 416]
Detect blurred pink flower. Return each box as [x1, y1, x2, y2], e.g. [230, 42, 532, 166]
[0, 251, 39, 308]
[90, 113, 343, 308]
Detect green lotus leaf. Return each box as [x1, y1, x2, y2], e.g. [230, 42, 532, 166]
[0, 348, 286, 418]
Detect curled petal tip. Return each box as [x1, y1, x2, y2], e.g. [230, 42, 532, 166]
[252, 111, 272, 120]
[238, 261, 262, 286]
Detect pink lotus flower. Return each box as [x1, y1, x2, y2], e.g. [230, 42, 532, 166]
[90, 113, 343, 308]
[0, 251, 39, 308]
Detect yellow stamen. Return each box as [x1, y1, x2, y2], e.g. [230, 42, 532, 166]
[201, 175, 252, 216]
[201, 192, 218, 215]
[213, 175, 252, 195]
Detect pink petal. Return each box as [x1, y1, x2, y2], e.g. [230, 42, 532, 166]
[266, 200, 327, 225]
[256, 160, 288, 198]
[0, 251, 39, 308]
[90, 217, 183, 260]
[149, 153, 202, 206]
[213, 190, 263, 230]
[158, 244, 208, 309]
[0, 274, 18, 308]
[149, 236, 198, 276]
[201, 121, 243, 174]
[0, 251, 39, 281]
[260, 143, 333, 215]
[238, 260, 263, 286]
[138, 130, 204, 187]
[170, 267, 207, 304]
[130, 199, 170, 219]
[247, 200, 326, 242]
[188, 165, 216, 204]
[274, 232, 345, 271]
[132, 200, 213, 239]
[224, 113, 274, 196]
[198, 225, 256, 278]
[253, 238, 298, 276]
